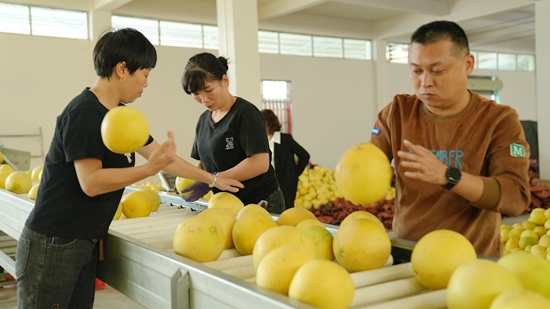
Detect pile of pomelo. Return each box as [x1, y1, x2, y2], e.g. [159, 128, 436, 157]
[0, 163, 43, 200]
[501, 207, 550, 260]
[114, 188, 161, 220]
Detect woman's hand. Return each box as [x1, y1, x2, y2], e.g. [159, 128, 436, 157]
[214, 176, 244, 193]
[146, 131, 176, 175]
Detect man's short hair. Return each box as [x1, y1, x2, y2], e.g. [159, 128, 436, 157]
[410, 20, 470, 57]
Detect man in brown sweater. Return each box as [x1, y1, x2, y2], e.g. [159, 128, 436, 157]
[370, 20, 530, 258]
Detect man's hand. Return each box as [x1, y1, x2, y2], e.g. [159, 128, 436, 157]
[397, 140, 448, 185]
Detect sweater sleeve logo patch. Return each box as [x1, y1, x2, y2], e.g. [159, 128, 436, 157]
[510, 143, 526, 158]
[372, 127, 381, 135]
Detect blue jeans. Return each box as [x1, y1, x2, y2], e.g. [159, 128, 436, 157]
[265, 186, 286, 214]
[16, 227, 99, 309]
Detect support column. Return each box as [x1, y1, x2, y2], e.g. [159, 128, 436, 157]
[217, 0, 263, 108]
[535, 1, 550, 178]
[89, 9, 111, 43]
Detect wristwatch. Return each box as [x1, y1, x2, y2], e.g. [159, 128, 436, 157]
[441, 167, 461, 190]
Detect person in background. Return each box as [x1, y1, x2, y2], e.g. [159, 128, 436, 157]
[180, 52, 285, 214]
[15, 28, 242, 309]
[261, 109, 310, 208]
[369, 20, 530, 258]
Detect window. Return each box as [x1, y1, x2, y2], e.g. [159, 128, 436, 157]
[160, 21, 202, 48]
[387, 42, 535, 72]
[344, 39, 372, 60]
[0, 2, 87, 39]
[280, 33, 312, 57]
[111, 15, 159, 45]
[262, 81, 292, 134]
[259, 31, 279, 54]
[313, 36, 343, 58]
[202, 25, 219, 50]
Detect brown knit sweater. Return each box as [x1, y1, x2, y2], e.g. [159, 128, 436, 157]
[370, 91, 531, 258]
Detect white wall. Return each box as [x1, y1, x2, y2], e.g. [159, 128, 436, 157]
[0, 32, 537, 179]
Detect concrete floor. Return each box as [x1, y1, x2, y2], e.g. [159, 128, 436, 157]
[0, 281, 146, 309]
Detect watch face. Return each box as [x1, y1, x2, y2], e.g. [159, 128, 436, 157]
[448, 168, 461, 183]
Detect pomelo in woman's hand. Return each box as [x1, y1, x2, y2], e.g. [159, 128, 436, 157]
[101, 106, 149, 154]
[334, 143, 392, 205]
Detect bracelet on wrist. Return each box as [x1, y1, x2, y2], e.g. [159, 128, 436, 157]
[209, 172, 218, 188]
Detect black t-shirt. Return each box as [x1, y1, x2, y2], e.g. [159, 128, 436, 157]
[191, 97, 278, 204]
[26, 88, 153, 239]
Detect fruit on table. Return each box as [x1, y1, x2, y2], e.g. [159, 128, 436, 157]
[288, 259, 355, 309]
[173, 216, 225, 262]
[5, 171, 32, 194]
[140, 188, 161, 212]
[236, 203, 270, 220]
[0, 164, 14, 173]
[120, 190, 152, 218]
[232, 212, 277, 255]
[256, 245, 314, 295]
[298, 225, 334, 261]
[0, 152, 3, 163]
[333, 218, 391, 272]
[277, 207, 316, 226]
[101, 106, 150, 154]
[208, 192, 244, 215]
[31, 165, 43, 182]
[446, 259, 523, 309]
[501, 207, 550, 260]
[253, 225, 316, 270]
[28, 183, 39, 200]
[340, 210, 385, 229]
[198, 207, 236, 250]
[295, 218, 325, 229]
[411, 229, 477, 290]
[497, 251, 550, 298]
[0, 170, 11, 189]
[295, 165, 341, 210]
[489, 289, 550, 309]
[175, 177, 196, 196]
[334, 142, 393, 205]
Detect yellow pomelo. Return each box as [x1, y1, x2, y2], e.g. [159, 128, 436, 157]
[298, 225, 334, 260]
[200, 190, 212, 200]
[113, 202, 123, 220]
[340, 210, 385, 229]
[490, 289, 550, 309]
[198, 207, 236, 250]
[140, 188, 161, 211]
[411, 229, 477, 290]
[497, 251, 550, 298]
[38, 170, 43, 182]
[529, 211, 547, 226]
[121, 190, 152, 218]
[27, 183, 39, 200]
[253, 225, 316, 270]
[24, 170, 32, 177]
[31, 165, 43, 182]
[0, 152, 3, 163]
[101, 106, 150, 154]
[175, 177, 196, 196]
[173, 216, 225, 262]
[0, 164, 14, 173]
[236, 203, 270, 220]
[334, 143, 393, 205]
[232, 212, 277, 255]
[446, 259, 523, 309]
[0, 170, 11, 189]
[208, 192, 244, 215]
[289, 259, 355, 309]
[295, 218, 325, 229]
[333, 218, 391, 272]
[256, 245, 314, 295]
[277, 207, 317, 226]
[5, 171, 32, 194]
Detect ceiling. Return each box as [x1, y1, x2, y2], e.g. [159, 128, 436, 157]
[23, 0, 539, 54]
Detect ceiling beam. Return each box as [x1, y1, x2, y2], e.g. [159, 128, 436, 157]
[374, 0, 535, 40]
[333, 0, 450, 16]
[94, 0, 133, 11]
[258, 0, 329, 20]
[468, 20, 535, 46]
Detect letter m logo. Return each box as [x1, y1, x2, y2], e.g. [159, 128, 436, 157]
[510, 143, 526, 158]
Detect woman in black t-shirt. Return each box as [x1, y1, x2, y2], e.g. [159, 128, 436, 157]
[180, 52, 285, 214]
